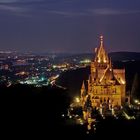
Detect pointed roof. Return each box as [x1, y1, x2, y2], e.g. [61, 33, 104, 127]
[81, 81, 86, 90]
[104, 67, 115, 81]
[99, 66, 120, 85]
[95, 36, 109, 63]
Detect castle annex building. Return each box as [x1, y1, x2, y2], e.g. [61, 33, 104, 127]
[81, 36, 126, 110]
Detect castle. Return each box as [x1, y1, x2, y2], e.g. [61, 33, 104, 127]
[81, 36, 126, 114]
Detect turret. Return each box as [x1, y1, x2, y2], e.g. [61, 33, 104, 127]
[81, 81, 87, 108]
[81, 81, 86, 97]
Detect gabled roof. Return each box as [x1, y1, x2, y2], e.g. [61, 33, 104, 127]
[99, 66, 120, 85]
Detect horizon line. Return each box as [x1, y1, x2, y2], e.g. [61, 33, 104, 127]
[1, 50, 140, 54]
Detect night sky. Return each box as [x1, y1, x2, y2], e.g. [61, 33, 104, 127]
[0, 0, 140, 53]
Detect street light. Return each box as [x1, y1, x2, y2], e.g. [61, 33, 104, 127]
[134, 99, 139, 104]
[75, 97, 80, 103]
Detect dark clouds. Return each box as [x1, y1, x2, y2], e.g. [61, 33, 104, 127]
[0, 0, 140, 53]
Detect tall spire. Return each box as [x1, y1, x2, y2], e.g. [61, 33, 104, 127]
[94, 35, 109, 64]
[100, 35, 104, 47]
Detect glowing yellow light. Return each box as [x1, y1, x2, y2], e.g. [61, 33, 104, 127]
[53, 65, 57, 68]
[87, 125, 91, 130]
[123, 111, 135, 120]
[134, 99, 139, 104]
[121, 79, 125, 84]
[75, 97, 80, 103]
[80, 59, 91, 64]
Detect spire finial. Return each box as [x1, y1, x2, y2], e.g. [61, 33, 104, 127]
[100, 35, 103, 47]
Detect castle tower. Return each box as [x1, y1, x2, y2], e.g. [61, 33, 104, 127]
[81, 36, 126, 111]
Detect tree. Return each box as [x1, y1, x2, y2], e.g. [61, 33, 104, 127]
[131, 73, 140, 100]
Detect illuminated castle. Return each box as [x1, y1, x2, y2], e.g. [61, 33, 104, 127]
[81, 36, 126, 112]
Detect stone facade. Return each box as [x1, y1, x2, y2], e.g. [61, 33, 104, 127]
[81, 36, 126, 111]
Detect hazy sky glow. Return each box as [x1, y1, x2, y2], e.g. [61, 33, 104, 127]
[0, 0, 140, 53]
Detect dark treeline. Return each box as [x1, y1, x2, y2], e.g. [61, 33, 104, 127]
[0, 84, 72, 139]
[0, 84, 100, 139]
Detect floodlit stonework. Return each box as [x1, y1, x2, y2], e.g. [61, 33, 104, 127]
[81, 36, 126, 113]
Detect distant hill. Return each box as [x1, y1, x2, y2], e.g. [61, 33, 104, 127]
[55, 52, 140, 61]
[109, 52, 140, 61]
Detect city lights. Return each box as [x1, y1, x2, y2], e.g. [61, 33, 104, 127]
[80, 59, 91, 64]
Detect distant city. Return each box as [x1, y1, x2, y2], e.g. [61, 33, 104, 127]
[1, 50, 140, 87]
[0, 51, 93, 87]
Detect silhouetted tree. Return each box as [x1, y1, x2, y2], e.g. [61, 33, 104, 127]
[131, 73, 140, 100]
